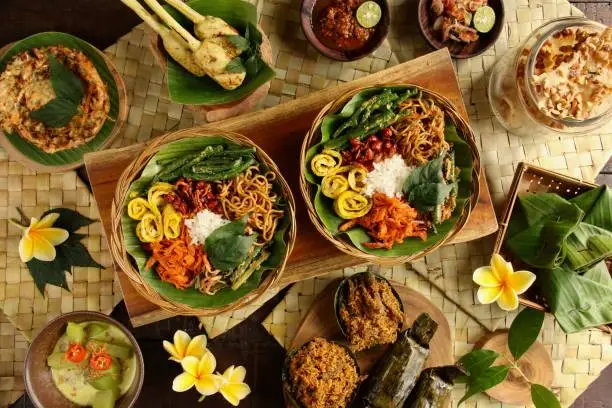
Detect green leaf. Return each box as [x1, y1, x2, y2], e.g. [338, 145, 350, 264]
[225, 57, 246, 73]
[540, 265, 612, 332]
[205, 215, 257, 271]
[27, 258, 71, 294]
[0, 32, 120, 166]
[564, 222, 612, 271]
[508, 308, 545, 361]
[121, 137, 292, 308]
[30, 98, 80, 128]
[457, 349, 499, 376]
[42, 208, 96, 232]
[459, 365, 509, 405]
[531, 384, 561, 408]
[403, 154, 446, 194]
[506, 198, 583, 268]
[226, 35, 250, 52]
[29, 53, 85, 128]
[59, 235, 104, 269]
[406, 182, 454, 212]
[243, 53, 261, 76]
[163, 0, 275, 105]
[571, 185, 612, 231]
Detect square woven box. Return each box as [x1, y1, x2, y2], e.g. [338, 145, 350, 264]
[492, 162, 611, 333]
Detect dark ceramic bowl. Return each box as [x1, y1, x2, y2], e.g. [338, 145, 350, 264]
[24, 311, 144, 408]
[417, 0, 504, 58]
[301, 0, 390, 61]
[334, 272, 405, 347]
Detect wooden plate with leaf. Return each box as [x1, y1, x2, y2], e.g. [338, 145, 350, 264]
[122, 0, 275, 122]
[0, 32, 127, 172]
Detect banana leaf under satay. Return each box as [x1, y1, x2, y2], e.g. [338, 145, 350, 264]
[404, 366, 464, 408]
[361, 313, 438, 408]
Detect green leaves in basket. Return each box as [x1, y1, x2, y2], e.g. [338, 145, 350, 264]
[30, 53, 84, 127]
[15, 208, 103, 295]
[0, 32, 120, 166]
[506, 185, 612, 332]
[206, 215, 257, 271]
[163, 0, 275, 105]
[305, 86, 474, 258]
[121, 137, 291, 308]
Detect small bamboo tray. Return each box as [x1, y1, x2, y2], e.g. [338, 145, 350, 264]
[492, 162, 611, 332]
[300, 84, 482, 264]
[109, 128, 297, 316]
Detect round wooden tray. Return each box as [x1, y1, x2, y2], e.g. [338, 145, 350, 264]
[477, 331, 554, 405]
[287, 278, 453, 406]
[0, 42, 128, 173]
[147, 25, 273, 123]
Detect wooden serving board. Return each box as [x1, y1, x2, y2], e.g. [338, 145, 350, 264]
[85, 49, 498, 326]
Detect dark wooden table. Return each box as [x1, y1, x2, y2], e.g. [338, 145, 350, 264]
[1, 1, 610, 407]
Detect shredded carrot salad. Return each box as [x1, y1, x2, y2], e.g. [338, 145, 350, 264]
[339, 193, 428, 249]
[145, 226, 209, 289]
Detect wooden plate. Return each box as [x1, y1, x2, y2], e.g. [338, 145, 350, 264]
[147, 25, 273, 123]
[477, 331, 554, 405]
[0, 42, 128, 173]
[290, 278, 453, 373]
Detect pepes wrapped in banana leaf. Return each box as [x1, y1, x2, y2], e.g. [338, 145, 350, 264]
[361, 313, 438, 408]
[404, 366, 464, 408]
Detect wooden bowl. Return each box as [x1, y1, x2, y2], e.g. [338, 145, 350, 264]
[417, 0, 504, 59]
[300, 84, 481, 264]
[148, 26, 273, 123]
[0, 41, 128, 173]
[24, 311, 144, 408]
[300, 0, 390, 61]
[110, 128, 297, 317]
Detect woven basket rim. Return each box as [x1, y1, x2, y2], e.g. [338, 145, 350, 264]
[299, 83, 481, 265]
[492, 161, 610, 333]
[109, 128, 297, 316]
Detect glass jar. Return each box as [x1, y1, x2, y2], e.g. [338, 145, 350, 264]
[488, 17, 611, 138]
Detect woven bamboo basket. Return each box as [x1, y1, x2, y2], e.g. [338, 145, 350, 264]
[492, 162, 611, 333]
[110, 128, 297, 316]
[300, 84, 481, 264]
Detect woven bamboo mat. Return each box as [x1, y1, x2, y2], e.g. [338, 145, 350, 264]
[0, 0, 610, 404]
[262, 265, 612, 407]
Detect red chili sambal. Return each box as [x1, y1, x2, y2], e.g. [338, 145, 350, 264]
[315, 0, 374, 51]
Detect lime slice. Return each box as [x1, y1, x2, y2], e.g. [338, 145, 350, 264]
[356, 1, 382, 29]
[473, 6, 496, 33]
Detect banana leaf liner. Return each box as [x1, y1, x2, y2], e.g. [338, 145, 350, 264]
[299, 84, 480, 264]
[282, 339, 361, 408]
[492, 162, 612, 334]
[148, 0, 275, 107]
[110, 128, 296, 316]
[334, 272, 404, 349]
[0, 32, 127, 171]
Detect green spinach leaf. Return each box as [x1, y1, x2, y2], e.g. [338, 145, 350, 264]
[205, 215, 257, 271]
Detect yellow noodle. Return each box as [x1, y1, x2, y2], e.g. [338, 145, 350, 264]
[216, 165, 284, 243]
[391, 97, 450, 165]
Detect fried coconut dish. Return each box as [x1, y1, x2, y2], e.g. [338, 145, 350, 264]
[288, 338, 359, 408]
[0, 45, 109, 153]
[339, 273, 404, 351]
